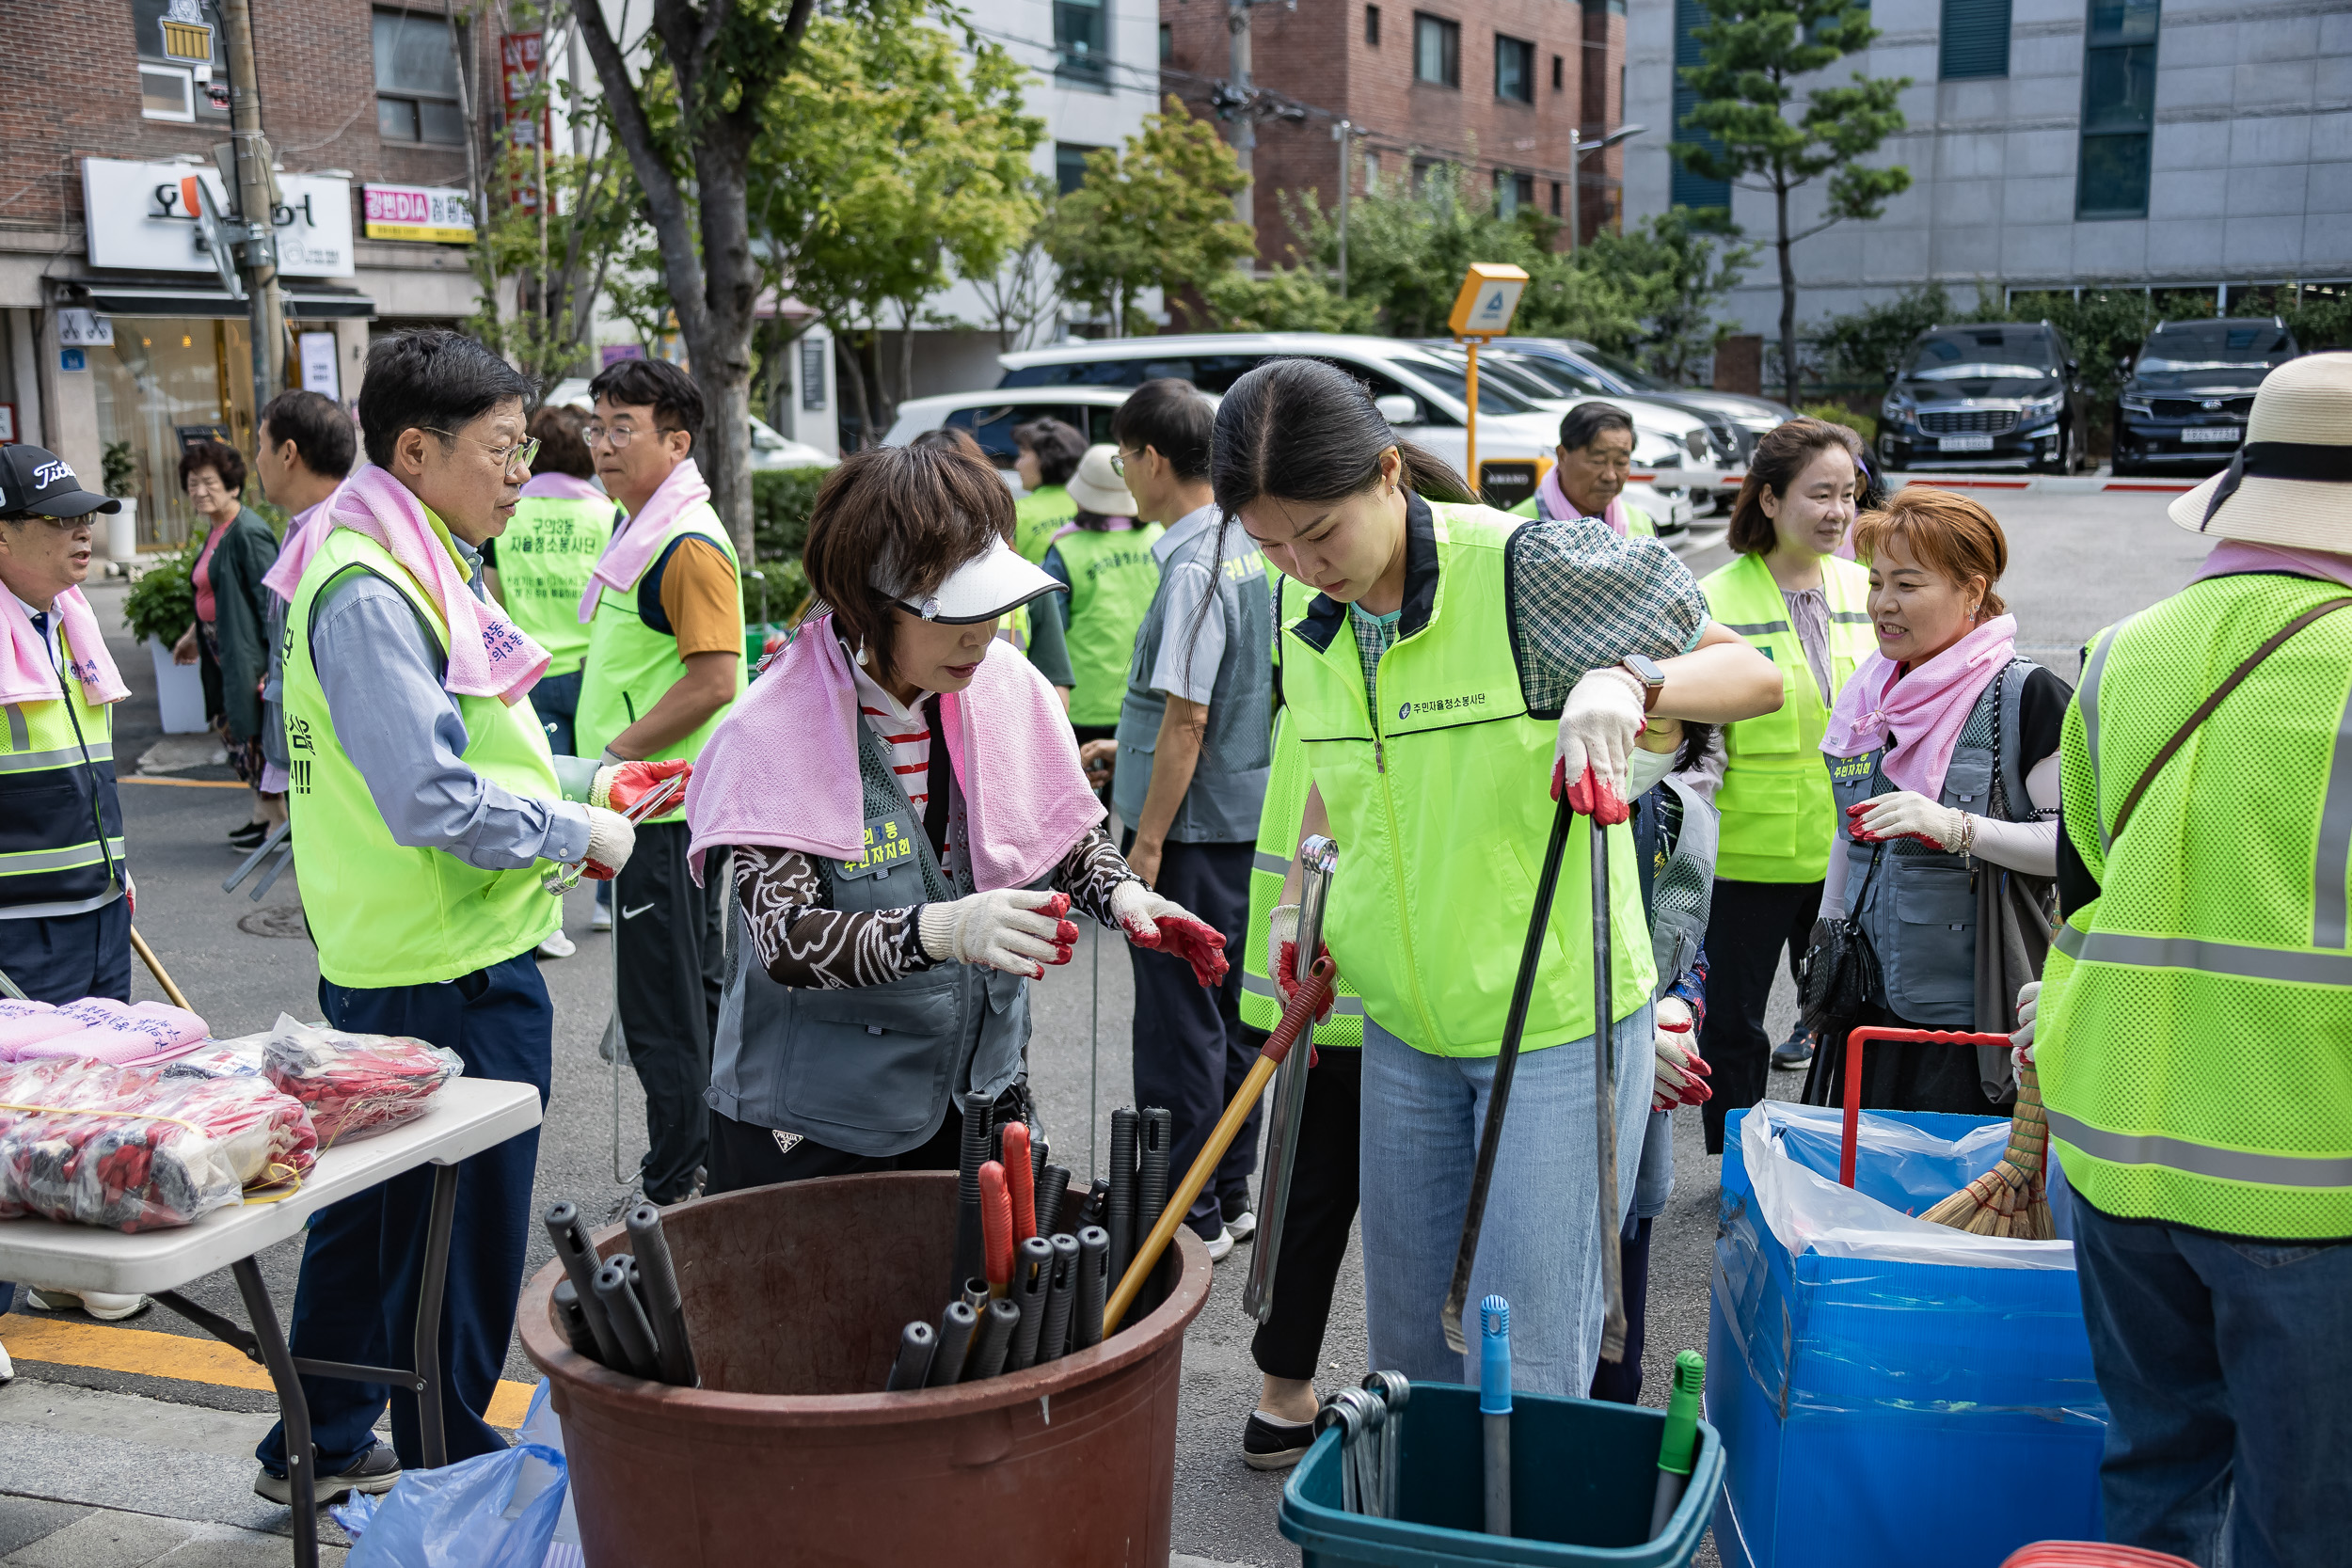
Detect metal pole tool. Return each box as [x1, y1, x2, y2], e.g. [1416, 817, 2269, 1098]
[1244, 834, 1337, 1323]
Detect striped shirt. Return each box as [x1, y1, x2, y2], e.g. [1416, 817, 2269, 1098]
[850, 663, 931, 813]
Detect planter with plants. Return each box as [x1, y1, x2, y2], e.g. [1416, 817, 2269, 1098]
[100, 440, 139, 562]
[124, 533, 208, 735]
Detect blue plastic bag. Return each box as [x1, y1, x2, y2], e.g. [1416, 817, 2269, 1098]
[344, 1442, 567, 1568]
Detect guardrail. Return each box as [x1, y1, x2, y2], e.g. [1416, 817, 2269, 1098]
[1629, 467, 2201, 497]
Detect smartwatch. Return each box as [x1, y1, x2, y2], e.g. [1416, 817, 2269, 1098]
[1621, 654, 1666, 712]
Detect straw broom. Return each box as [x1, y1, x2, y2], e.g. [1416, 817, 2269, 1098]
[1920, 1058, 2057, 1240]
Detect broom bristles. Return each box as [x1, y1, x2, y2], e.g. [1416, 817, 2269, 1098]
[1921, 1059, 2056, 1241]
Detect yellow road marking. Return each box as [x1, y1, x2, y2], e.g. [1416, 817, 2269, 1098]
[3, 1316, 535, 1429]
[119, 776, 249, 789]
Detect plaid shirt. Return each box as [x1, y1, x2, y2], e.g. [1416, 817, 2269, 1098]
[1504, 517, 1708, 715]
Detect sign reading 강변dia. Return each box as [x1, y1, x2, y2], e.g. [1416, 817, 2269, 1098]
[361, 183, 475, 244]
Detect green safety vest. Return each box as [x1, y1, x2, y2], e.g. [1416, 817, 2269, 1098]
[282, 523, 562, 988]
[1697, 550, 1875, 882]
[1508, 495, 1655, 537]
[1014, 485, 1075, 563]
[2041, 571, 2352, 1241]
[495, 496, 614, 675]
[574, 498, 747, 819]
[0, 624, 125, 917]
[1241, 574, 1365, 1047]
[1052, 522, 1164, 727]
[1283, 499, 1655, 1056]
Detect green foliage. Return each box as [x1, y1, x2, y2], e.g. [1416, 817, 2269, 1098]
[1045, 98, 1254, 336]
[1810, 282, 1958, 391]
[123, 534, 200, 646]
[101, 441, 137, 499]
[2280, 290, 2352, 352]
[749, 466, 828, 562]
[1283, 166, 1555, 340]
[1801, 402, 1876, 443]
[1198, 259, 1381, 334]
[1588, 207, 1760, 383]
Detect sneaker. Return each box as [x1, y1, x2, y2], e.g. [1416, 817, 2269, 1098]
[590, 903, 613, 933]
[1201, 1225, 1235, 1262]
[1771, 1028, 1815, 1070]
[1223, 1207, 1257, 1244]
[228, 822, 268, 849]
[1242, 1409, 1318, 1471]
[537, 929, 578, 959]
[254, 1440, 401, 1506]
[24, 1287, 150, 1322]
[0, 1338, 13, 1386]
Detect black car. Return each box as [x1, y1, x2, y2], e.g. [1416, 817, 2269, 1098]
[1879, 323, 2089, 474]
[2111, 318, 2298, 476]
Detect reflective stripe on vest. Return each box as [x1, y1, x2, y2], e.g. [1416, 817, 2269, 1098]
[283, 524, 562, 987]
[0, 624, 125, 917]
[1698, 550, 1874, 883]
[1282, 499, 1655, 1055]
[2042, 571, 2352, 1239]
[497, 496, 615, 673]
[1053, 523, 1165, 728]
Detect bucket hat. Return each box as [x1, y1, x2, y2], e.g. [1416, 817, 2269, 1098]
[2171, 351, 2352, 546]
[1065, 444, 1138, 518]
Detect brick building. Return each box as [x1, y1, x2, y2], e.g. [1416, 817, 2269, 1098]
[0, 0, 500, 545]
[1160, 0, 1632, 266]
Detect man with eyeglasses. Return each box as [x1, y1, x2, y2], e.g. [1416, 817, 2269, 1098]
[576, 356, 746, 1207]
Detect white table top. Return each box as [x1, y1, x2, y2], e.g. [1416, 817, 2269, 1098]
[0, 1078, 541, 1295]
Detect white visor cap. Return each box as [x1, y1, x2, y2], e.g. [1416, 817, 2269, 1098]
[886, 533, 1066, 625]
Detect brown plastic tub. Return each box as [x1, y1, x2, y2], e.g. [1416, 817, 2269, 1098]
[518, 1170, 1213, 1566]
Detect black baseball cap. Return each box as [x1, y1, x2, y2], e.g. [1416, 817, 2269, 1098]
[0, 445, 122, 519]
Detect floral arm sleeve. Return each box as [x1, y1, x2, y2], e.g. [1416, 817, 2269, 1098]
[731, 844, 940, 989]
[1052, 825, 1138, 926]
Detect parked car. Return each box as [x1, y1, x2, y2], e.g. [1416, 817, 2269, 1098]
[2111, 317, 2299, 476]
[1491, 336, 1792, 461]
[1877, 322, 2090, 474]
[991, 332, 1692, 534]
[1414, 344, 1719, 466]
[881, 386, 1143, 465]
[544, 377, 835, 470]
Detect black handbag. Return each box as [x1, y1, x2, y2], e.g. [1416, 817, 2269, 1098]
[1797, 843, 1884, 1038]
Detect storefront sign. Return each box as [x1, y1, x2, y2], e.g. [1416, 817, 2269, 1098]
[56, 309, 115, 348]
[299, 330, 339, 397]
[501, 33, 551, 211]
[81, 158, 354, 277]
[361, 183, 475, 244]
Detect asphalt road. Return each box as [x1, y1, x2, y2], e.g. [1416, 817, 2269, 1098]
[2, 483, 2205, 1565]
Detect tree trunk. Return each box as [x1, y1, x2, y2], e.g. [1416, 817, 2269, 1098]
[1775, 174, 1799, 409]
[834, 331, 874, 451]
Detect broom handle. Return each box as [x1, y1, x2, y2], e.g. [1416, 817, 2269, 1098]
[129, 927, 195, 1013]
[1837, 1026, 2017, 1187]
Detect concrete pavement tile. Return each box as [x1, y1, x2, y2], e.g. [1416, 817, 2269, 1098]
[151, 1525, 346, 1567]
[4, 1512, 193, 1568]
[0, 1502, 88, 1560]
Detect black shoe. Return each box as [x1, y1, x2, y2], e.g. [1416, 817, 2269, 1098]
[1242, 1409, 1319, 1471]
[1772, 1028, 1816, 1070]
[228, 822, 268, 848]
[253, 1440, 401, 1506]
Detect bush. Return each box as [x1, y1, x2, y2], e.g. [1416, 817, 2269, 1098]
[1801, 403, 1877, 445]
[123, 533, 201, 646]
[751, 467, 827, 562]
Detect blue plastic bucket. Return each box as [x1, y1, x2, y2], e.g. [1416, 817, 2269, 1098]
[1278, 1382, 1724, 1566]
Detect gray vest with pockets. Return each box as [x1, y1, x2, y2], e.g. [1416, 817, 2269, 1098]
[706, 715, 1031, 1158]
[1828, 658, 2037, 1026]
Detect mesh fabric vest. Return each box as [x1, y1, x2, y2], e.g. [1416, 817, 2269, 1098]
[0, 624, 123, 916]
[1283, 499, 1655, 1055]
[1698, 549, 1875, 881]
[495, 495, 614, 674]
[283, 524, 562, 988]
[1053, 522, 1164, 727]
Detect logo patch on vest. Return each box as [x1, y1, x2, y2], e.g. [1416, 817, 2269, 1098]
[838, 814, 918, 880]
[1398, 692, 1491, 721]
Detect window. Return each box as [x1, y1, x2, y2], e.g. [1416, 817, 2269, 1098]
[1364, 150, 1381, 189]
[1366, 5, 1381, 45]
[1552, 54, 1565, 91]
[1940, 0, 2011, 78]
[1159, 22, 1172, 62]
[1055, 142, 1102, 197]
[2076, 0, 2158, 218]
[1670, 0, 1730, 210]
[134, 0, 228, 122]
[1055, 0, 1110, 88]
[373, 8, 466, 145]
[1414, 13, 1460, 87]
[1495, 34, 1534, 103]
[140, 66, 196, 121]
[800, 340, 827, 412]
[1550, 179, 1563, 215]
[1494, 169, 1536, 215]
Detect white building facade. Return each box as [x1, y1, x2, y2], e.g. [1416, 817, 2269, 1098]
[1622, 0, 2352, 331]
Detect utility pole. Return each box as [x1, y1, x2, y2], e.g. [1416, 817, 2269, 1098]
[1229, 0, 1254, 242]
[1334, 119, 1353, 298]
[215, 0, 284, 432]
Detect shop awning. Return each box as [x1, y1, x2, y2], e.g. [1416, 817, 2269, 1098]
[79, 285, 377, 320]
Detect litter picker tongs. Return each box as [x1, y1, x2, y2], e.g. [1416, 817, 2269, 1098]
[542, 772, 688, 895]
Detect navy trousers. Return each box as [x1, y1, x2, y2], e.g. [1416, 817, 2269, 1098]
[256, 949, 551, 1476]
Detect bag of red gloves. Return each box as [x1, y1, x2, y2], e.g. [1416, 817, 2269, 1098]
[263, 1014, 463, 1147]
[0, 1056, 317, 1232]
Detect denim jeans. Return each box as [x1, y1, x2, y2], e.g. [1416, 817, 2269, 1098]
[2071, 1194, 2352, 1568]
[1358, 1006, 1652, 1396]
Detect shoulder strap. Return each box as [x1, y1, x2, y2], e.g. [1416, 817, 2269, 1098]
[2110, 596, 2352, 841]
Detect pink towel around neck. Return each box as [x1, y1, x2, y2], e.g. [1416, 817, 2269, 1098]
[685, 614, 1104, 890]
[577, 458, 712, 622]
[1821, 613, 2019, 800]
[1, 585, 130, 709]
[326, 465, 550, 703]
[520, 471, 607, 503]
[2192, 538, 2352, 594]
[1534, 467, 1629, 536]
[260, 495, 339, 605]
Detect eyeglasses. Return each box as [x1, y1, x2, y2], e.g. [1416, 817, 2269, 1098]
[1111, 448, 1140, 476]
[423, 429, 539, 475]
[582, 423, 675, 450]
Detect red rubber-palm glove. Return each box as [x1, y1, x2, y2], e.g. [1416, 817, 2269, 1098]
[1267, 904, 1334, 1024]
[1111, 879, 1229, 987]
[591, 758, 693, 817]
[1551, 668, 1647, 826]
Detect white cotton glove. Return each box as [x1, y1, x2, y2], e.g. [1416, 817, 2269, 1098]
[1554, 667, 1648, 824]
[2010, 980, 2042, 1073]
[1112, 879, 1230, 988]
[1846, 790, 1968, 852]
[1651, 995, 1712, 1111]
[582, 805, 637, 880]
[918, 888, 1077, 978]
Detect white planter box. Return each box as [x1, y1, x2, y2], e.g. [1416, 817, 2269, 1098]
[149, 635, 208, 735]
[106, 499, 139, 562]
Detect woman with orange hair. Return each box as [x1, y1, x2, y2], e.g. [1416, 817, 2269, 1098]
[1805, 487, 2072, 1115]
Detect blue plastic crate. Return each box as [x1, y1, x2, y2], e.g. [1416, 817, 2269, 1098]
[1708, 1106, 2107, 1568]
[1279, 1382, 1724, 1566]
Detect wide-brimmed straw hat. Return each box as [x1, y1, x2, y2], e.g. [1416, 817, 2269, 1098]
[1066, 443, 1138, 517]
[2171, 351, 2352, 546]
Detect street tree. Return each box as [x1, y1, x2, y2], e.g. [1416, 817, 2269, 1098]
[1673, 0, 1911, 405]
[969, 175, 1065, 353]
[1578, 207, 1758, 384]
[1046, 100, 1252, 338]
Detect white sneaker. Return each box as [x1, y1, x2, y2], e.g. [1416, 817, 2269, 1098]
[25, 1287, 149, 1321]
[590, 904, 613, 933]
[1225, 1208, 1257, 1243]
[0, 1337, 13, 1386]
[1202, 1226, 1236, 1262]
[537, 929, 578, 959]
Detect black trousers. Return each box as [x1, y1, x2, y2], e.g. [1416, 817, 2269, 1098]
[1698, 877, 1823, 1154]
[1248, 1043, 1362, 1383]
[1588, 1216, 1654, 1404]
[615, 820, 726, 1202]
[1124, 833, 1260, 1240]
[705, 1079, 1034, 1192]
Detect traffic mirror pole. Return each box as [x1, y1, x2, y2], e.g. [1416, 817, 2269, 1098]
[1447, 264, 1530, 505]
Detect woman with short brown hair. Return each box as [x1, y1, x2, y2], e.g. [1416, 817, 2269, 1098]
[1804, 485, 2072, 1115]
[169, 437, 281, 845]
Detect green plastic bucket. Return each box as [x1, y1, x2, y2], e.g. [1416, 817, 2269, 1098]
[1279, 1383, 1724, 1567]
